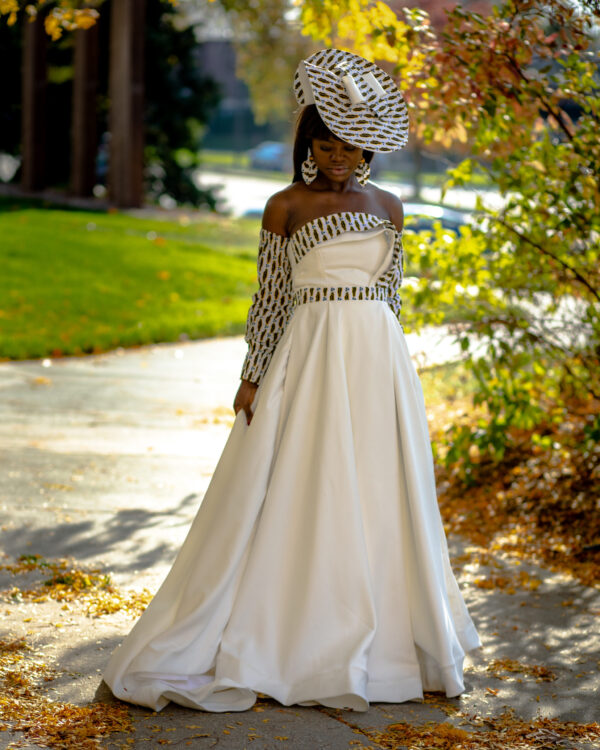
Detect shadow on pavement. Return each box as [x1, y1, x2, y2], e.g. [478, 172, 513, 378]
[0, 491, 201, 577]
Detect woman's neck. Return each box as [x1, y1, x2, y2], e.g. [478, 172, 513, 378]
[311, 173, 360, 193]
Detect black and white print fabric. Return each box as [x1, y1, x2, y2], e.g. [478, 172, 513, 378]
[241, 213, 404, 384]
[294, 48, 409, 153]
[241, 228, 293, 384]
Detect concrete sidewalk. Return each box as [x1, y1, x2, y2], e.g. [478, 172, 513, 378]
[1, 338, 598, 749]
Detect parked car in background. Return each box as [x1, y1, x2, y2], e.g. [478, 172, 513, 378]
[243, 200, 472, 227]
[402, 202, 471, 233]
[248, 141, 293, 172]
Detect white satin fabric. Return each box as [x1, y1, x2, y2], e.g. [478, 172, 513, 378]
[103, 229, 481, 713]
[292, 226, 393, 288]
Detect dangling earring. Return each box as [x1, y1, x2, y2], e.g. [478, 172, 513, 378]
[355, 158, 371, 186]
[301, 147, 318, 185]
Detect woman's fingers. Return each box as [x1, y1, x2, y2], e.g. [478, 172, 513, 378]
[233, 380, 258, 425]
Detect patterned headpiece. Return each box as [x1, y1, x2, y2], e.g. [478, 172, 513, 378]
[294, 48, 409, 153]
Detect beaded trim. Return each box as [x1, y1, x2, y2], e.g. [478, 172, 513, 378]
[293, 285, 388, 305]
[289, 212, 394, 264]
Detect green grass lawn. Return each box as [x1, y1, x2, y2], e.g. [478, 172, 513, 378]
[0, 195, 476, 415]
[0, 197, 261, 360]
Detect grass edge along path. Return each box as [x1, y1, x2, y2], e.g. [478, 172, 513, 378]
[0, 198, 261, 361]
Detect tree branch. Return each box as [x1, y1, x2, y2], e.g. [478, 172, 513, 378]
[464, 312, 600, 400]
[502, 52, 576, 141]
[494, 217, 600, 303]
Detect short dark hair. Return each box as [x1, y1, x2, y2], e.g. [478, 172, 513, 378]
[292, 104, 373, 183]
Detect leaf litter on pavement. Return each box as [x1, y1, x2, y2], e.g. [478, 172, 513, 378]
[318, 689, 600, 750]
[1, 551, 598, 749]
[364, 709, 600, 749]
[432, 406, 600, 590]
[0, 554, 148, 748]
[1, 394, 599, 748]
[1, 554, 153, 617]
[0, 636, 132, 749]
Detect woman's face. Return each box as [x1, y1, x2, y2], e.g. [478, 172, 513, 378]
[311, 136, 363, 183]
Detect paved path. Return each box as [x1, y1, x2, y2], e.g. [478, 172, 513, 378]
[0, 332, 459, 589]
[1, 337, 598, 749]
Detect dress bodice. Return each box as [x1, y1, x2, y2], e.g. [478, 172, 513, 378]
[241, 212, 404, 384]
[291, 227, 395, 289]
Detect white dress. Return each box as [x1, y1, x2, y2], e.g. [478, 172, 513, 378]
[103, 211, 481, 713]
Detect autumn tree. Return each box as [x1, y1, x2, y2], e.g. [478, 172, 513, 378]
[214, 0, 313, 126]
[1, 0, 219, 206]
[302, 0, 600, 471]
[1, 1, 103, 37]
[403, 0, 599, 468]
[143, 0, 220, 206]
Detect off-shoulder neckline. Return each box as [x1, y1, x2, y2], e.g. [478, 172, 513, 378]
[261, 211, 398, 241]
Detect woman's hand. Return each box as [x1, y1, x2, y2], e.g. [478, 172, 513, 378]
[233, 380, 258, 425]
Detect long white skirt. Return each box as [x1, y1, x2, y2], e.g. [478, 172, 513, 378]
[103, 299, 480, 712]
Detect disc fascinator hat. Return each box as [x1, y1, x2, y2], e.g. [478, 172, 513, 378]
[294, 48, 409, 153]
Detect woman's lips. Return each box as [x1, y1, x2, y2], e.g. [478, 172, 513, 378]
[328, 166, 349, 175]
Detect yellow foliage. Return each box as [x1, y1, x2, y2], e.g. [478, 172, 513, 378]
[300, 0, 418, 86]
[527, 159, 546, 172]
[0, 1, 109, 36]
[74, 8, 99, 30]
[44, 13, 63, 40]
[0, 0, 18, 15]
[427, 120, 469, 147]
[0, 0, 17, 25]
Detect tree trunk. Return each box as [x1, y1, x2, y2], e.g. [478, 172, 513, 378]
[21, 13, 47, 191]
[71, 24, 99, 197]
[108, 0, 146, 207]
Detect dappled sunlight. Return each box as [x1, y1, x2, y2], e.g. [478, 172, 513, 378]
[435, 407, 600, 589]
[0, 488, 202, 580]
[0, 636, 132, 749]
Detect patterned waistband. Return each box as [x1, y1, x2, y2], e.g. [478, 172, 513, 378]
[292, 285, 388, 306]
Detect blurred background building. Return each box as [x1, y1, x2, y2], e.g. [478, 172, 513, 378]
[0, 0, 496, 209]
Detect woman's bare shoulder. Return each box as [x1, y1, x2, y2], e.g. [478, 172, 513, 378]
[262, 183, 305, 237]
[369, 184, 404, 232]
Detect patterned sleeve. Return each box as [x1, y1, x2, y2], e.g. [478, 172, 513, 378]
[240, 228, 293, 384]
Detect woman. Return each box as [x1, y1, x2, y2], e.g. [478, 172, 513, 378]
[104, 49, 480, 714]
